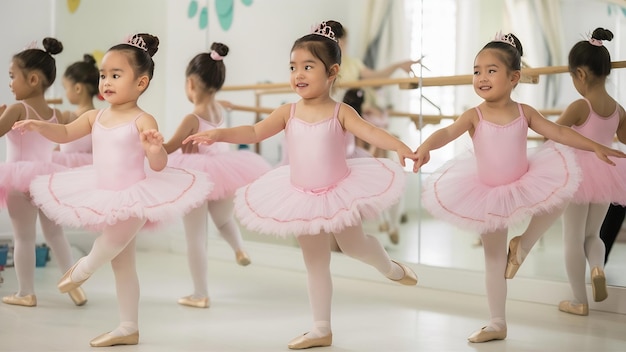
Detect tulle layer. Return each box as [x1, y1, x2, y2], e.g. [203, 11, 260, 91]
[52, 151, 93, 168]
[570, 149, 626, 204]
[168, 150, 271, 200]
[0, 161, 68, 208]
[234, 158, 406, 237]
[29, 166, 213, 231]
[422, 141, 581, 233]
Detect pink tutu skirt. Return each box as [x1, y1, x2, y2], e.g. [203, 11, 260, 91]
[52, 151, 93, 168]
[234, 158, 405, 237]
[0, 161, 67, 208]
[421, 141, 581, 233]
[168, 150, 271, 200]
[29, 165, 213, 231]
[569, 148, 626, 205]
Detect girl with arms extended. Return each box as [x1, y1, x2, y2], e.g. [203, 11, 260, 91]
[414, 32, 625, 343]
[14, 33, 212, 347]
[552, 28, 626, 315]
[163, 42, 271, 308]
[52, 53, 100, 168]
[185, 22, 419, 350]
[0, 38, 86, 307]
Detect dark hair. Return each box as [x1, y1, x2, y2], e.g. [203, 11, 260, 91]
[186, 42, 229, 92]
[568, 28, 613, 77]
[13, 37, 63, 89]
[343, 88, 364, 115]
[325, 20, 346, 40]
[480, 33, 524, 71]
[108, 33, 159, 80]
[64, 54, 99, 97]
[291, 25, 342, 73]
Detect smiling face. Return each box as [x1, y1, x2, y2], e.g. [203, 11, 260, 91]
[289, 47, 336, 100]
[98, 50, 147, 106]
[472, 49, 519, 102]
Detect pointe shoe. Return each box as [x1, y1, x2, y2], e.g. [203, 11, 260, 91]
[58, 258, 89, 293]
[389, 260, 418, 286]
[379, 221, 389, 232]
[388, 229, 399, 245]
[90, 331, 139, 347]
[558, 300, 589, 316]
[287, 332, 332, 350]
[177, 295, 210, 308]
[68, 287, 87, 306]
[235, 250, 251, 266]
[505, 236, 523, 279]
[467, 327, 507, 343]
[2, 293, 37, 307]
[591, 267, 608, 302]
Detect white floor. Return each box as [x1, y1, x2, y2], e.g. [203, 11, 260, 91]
[1, 244, 626, 352]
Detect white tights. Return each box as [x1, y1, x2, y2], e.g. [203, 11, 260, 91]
[7, 190, 74, 297]
[71, 217, 146, 337]
[182, 198, 245, 298]
[562, 202, 608, 305]
[296, 225, 404, 339]
[479, 207, 564, 332]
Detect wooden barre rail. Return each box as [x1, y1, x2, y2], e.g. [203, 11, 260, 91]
[222, 60, 626, 92]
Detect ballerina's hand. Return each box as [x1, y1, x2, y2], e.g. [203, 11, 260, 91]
[141, 129, 164, 153]
[182, 131, 217, 146]
[12, 120, 41, 133]
[596, 145, 626, 166]
[396, 149, 421, 173]
[413, 147, 431, 171]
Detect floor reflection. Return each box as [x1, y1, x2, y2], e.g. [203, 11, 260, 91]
[381, 210, 626, 288]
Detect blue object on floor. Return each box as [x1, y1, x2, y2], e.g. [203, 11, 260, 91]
[35, 245, 49, 267]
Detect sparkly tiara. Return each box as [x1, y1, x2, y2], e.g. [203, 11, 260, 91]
[124, 34, 148, 52]
[310, 22, 337, 42]
[493, 31, 516, 48]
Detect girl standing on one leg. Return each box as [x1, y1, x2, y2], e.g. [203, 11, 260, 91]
[14, 33, 212, 347]
[414, 32, 625, 343]
[184, 22, 419, 350]
[0, 37, 86, 307]
[163, 42, 272, 308]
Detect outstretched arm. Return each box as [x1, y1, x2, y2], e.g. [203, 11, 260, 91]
[341, 104, 417, 170]
[528, 105, 626, 165]
[12, 110, 95, 142]
[412, 110, 475, 170]
[360, 58, 422, 80]
[183, 104, 290, 146]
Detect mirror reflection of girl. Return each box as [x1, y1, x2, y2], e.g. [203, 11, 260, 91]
[414, 33, 625, 343]
[552, 28, 626, 316]
[13, 34, 213, 347]
[0, 38, 86, 308]
[163, 42, 272, 308]
[184, 22, 419, 350]
[52, 54, 99, 168]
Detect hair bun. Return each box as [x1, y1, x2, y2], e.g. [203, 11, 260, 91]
[42, 37, 63, 55]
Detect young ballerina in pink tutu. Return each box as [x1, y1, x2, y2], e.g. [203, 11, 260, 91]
[0, 37, 86, 308]
[52, 54, 100, 168]
[184, 22, 419, 350]
[13, 33, 212, 347]
[163, 42, 272, 308]
[414, 32, 626, 343]
[550, 28, 626, 315]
